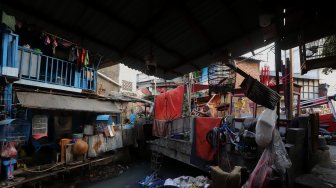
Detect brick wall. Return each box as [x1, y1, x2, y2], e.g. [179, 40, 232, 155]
[234, 60, 260, 88]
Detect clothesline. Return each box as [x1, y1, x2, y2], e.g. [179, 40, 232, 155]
[43, 31, 78, 47]
[42, 31, 103, 67]
[42, 31, 104, 59]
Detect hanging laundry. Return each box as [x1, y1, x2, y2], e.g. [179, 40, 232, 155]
[68, 46, 78, 62]
[84, 50, 89, 67]
[58, 39, 72, 48]
[44, 35, 50, 45]
[76, 48, 85, 68]
[15, 18, 22, 29]
[51, 36, 58, 55]
[52, 36, 58, 48]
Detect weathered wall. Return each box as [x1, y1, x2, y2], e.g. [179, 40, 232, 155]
[97, 64, 120, 96]
[119, 64, 139, 93]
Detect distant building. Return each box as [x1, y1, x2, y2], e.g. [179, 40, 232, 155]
[234, 57, 261, 87]
[270, 71, 320, 100]
[97, 64, 139, 97]
[137, 73, 183, 96]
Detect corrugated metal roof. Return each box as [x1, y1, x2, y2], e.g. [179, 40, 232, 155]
[269, 71, 320, 80]
[2, 0, 335, 79]
[17, 92, 121, 113]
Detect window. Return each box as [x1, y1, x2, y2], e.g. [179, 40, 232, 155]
[122, 80, 133, 91]
[295, 79, 319, 99]
[298, 80, 303, 86]
[309, 93, 314, 99]
[111, 113, 121, 124]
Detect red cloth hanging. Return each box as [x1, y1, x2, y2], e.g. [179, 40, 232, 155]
[155, 85, 184, 120]
[191, 84, 209, 92]
[195, 117, 222, 161]
[77, 48, 85, 68]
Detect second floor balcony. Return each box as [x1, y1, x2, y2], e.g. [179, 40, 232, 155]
[1, 31, 97, 93]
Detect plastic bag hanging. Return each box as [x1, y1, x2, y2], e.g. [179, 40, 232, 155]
[243, 129, 291, 188]
[255, 108, 277, 147]
[1, 142, 17, 158]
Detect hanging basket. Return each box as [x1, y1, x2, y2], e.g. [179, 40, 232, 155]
[208, 59, 236, 95]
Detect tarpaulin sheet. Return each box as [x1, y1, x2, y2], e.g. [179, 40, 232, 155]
[155, 85, 184, 120]
[195, 117, 222, 161]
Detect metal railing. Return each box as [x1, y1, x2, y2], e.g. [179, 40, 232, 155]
[17, 46, 96, 91]
[1, 31, 19, 68]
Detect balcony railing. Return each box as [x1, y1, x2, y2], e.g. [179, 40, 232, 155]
[17, 47, 96, 91]
[0, 30, 19, 78]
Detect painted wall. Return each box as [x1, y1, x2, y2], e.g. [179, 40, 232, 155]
[119, 64, 139, 93]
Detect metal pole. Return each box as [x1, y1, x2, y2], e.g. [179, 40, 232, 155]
[275, 41, 281, 122]
[188, 73, 192, 116]
[154, 78, 157, 96]
[289, 49, 294, 119]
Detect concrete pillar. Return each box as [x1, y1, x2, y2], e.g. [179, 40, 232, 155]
[287, 128, 306, 188]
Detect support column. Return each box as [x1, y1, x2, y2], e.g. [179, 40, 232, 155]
[289, 49, 294, 119]
[4, 84, 12, 118]
[275, 41, 282, 122]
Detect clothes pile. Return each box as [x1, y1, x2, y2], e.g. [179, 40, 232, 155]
[163, 176, 210, 188]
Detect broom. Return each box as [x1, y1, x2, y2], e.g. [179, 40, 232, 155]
[225, 63, 280, 110]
